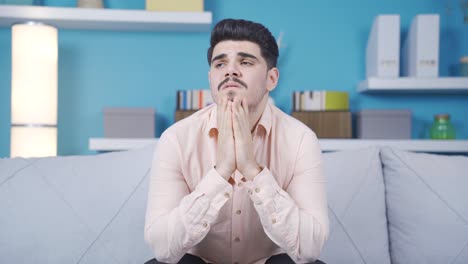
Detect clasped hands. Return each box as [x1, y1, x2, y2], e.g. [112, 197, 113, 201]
[215, 96, 261, 182]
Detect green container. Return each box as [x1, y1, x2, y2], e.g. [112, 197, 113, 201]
[430, 114, 456, 140]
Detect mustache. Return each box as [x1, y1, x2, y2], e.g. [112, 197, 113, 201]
[217, 77, 248, 90]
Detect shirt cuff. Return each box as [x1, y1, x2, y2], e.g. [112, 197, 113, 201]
[195, 167, 233, 210]
[246, 167, 282, 206]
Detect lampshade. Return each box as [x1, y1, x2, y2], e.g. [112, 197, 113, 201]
[10, 22, 58, 158]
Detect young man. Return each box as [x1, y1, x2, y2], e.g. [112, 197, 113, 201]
[145, 19, 329, 264]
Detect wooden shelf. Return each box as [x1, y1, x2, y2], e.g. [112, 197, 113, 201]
[358, 77, 468, 93]
[89, 138, 468, 153]
[0, 5, 212, 31]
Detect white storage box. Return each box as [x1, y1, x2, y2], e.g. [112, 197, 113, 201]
[402, 14, 440, 77]
[103, 108, 155, 138]
[356, 110, 412, 139]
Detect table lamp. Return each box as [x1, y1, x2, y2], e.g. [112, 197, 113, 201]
[10, 22, 58, 158]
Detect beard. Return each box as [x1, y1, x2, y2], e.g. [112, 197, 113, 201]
[226, 91, 236, 102]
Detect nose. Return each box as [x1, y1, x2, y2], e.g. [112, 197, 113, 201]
[224, 62, 240, 78]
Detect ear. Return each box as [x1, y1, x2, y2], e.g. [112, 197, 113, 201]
[266, 67, 279, 92]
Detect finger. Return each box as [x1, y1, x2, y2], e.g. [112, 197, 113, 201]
[233, 106, 250, 145]
[217, 99, 226, 134]
[222, 100, 230, 131]
[242, 97, 249, 117]
[233, 100, 242, 123]
[237, 99, 249, 134]
[226, 101, 233, 136]
[234, 98, 245, 128]
[233, 97, 241, 115]
[218, 98, 226, 121]
[232, 108, 244, 147]
[232, 104, 241, 137]
[220, 99, 232, 142]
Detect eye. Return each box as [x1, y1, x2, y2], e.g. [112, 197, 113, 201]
[214, 62, 225, 69]
[240, 60, 253, 66]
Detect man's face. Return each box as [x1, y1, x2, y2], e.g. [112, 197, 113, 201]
[208, 40, 278, 111]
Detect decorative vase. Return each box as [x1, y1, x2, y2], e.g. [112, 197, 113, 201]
[430, 114, 456, 140]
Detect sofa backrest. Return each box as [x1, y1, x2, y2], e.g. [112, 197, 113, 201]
[381, 147, 468, 264]
[320, 147, 391, 264]
[2, 145, 467, 264]
[0, 145, 156, 264]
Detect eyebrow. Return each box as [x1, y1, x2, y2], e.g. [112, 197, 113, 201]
[211, 54, 227, 63]
[211, 52, 259, 64]
[238, 52, 258, 61]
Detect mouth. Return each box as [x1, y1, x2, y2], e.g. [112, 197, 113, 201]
[222, 82, 241, 90]
[217, 77, 248, 90]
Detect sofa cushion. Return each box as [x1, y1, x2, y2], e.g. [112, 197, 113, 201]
[0, 145, 156, 264]
[320, 147, 391, 264]
[381, 147, 468, 264]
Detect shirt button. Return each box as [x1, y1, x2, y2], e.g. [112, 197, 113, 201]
[236, 210, 241, 215]
[224, 193, 230, 198]
[255, 187, 260, 193]
[234, 237, 240, 242]
[272, 218, 277, 224]
[237, 182, 243, 187]
[203, 222, 208, 228]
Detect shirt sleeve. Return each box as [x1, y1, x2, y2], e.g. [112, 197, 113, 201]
[246, 130, 329, 263]
[144, 132, 232, 263]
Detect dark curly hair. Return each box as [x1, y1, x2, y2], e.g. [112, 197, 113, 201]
[207, 19, 279, 70]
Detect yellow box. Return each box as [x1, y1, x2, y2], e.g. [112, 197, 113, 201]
[146, 0, 204, 12]
[324, 91, 349, 111]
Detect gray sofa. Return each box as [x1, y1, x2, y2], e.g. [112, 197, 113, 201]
[1, 145, 467, 263]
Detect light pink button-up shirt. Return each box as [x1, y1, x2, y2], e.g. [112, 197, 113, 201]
[144, 102, 329, 264]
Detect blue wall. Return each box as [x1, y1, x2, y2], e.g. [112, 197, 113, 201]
[1, 0, 467, 157]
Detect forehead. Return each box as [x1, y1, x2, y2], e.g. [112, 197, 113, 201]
[212, 40, 263, 59]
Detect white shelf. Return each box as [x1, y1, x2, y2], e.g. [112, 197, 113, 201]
[358, 77, 468, 93]
[89, 138, 468, 153]
[319, 139, 468, 153]
[89, 138, 158, 151]
[0, 5, 212, 31]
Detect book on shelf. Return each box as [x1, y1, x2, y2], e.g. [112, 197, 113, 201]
[291, 90, 351, 138]
[177, 89, 214, 111]
[175, 89, 213, 122]
[292, 90, 349, 111]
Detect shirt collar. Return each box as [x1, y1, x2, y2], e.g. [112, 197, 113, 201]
[255, 102, 272, 137]
[207, 102, 273, 138]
